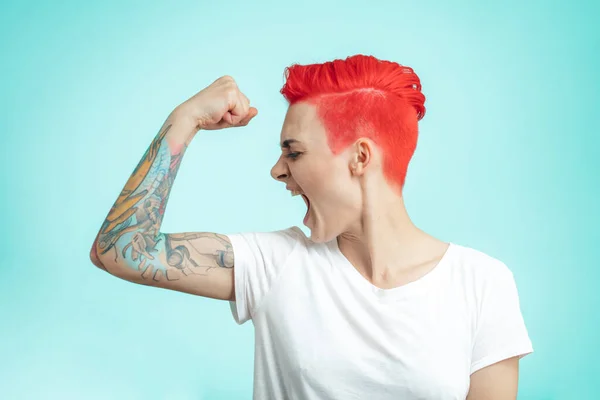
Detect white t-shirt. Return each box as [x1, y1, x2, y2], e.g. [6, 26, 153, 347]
[227, 226, 533, 400]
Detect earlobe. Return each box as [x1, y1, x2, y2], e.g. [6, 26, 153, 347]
[350, 162, 364, 176]
[349, 163, 357, 176]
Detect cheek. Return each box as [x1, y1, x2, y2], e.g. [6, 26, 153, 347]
[315, 171, 359, 212]
[295, 157, 356, 209]
[295, 160, 331, 192]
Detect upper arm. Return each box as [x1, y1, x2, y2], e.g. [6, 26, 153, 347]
[467, 356, 519, 400]
[92, 231, 236, 301]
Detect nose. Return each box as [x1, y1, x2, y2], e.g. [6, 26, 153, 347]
[270, 154, 289, 182]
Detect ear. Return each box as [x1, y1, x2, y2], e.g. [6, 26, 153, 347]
[349, 139, 372, 176]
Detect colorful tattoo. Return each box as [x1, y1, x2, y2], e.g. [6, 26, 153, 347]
[92, 124, 233, 281]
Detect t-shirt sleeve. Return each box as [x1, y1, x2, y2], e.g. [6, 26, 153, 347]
[225, 226, 302, 325]
[470, 262, 534, 374]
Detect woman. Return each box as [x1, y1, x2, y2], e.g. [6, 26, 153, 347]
[90, 55, 533, 399]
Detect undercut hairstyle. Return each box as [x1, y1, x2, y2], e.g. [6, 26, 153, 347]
[280, 54, 426, 190]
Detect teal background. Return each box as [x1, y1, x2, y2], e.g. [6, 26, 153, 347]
[1, 0, 598, 399]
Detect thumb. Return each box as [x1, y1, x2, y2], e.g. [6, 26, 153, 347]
[237, 107, 258, 126]
[222, 111, 235, 125]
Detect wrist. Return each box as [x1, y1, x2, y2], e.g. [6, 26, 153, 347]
[164, 108, 200, 147]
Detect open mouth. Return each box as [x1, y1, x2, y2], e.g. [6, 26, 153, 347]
[300, 194, 310, 209]
[299, 194, 311, 223]
[301, 195, 311, 223]
[291, 189, 311, 224]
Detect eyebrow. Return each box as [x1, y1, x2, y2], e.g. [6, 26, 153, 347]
[280, 139, 301, 149]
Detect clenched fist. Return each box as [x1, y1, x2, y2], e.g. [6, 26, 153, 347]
[174, 75, 258, 131]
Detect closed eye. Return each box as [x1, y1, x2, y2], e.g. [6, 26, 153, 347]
[286, 152, 301, 160]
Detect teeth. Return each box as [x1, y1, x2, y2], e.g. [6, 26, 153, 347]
[291, 190, 302, 197]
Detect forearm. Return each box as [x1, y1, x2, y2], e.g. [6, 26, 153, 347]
[90, 111, 197, 278]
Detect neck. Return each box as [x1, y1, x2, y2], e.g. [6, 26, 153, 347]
[338, 175, 442, 287]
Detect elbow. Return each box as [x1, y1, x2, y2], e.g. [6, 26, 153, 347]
[88, 235, 140, 284]
[89, 238, 131, 282]
[89, 237, 109, 272]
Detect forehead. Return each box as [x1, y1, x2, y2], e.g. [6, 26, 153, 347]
[280, 102, 324, 144]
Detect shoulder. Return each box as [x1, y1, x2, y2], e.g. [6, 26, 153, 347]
[282, 225, 308, 240]
[454, 243, 511, 275]
[269, 225, 315, 248]
[451, 243, 514, 278]
[267, 225, 311, 248]
[448, 244, 529, 334]
[228, 225, 307, 244]
[225, 225, 313, 263]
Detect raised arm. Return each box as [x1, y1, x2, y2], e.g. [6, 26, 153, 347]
[90, 76, 258, 300]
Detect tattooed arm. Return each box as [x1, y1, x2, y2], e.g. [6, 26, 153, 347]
[90, 76, 257, 300]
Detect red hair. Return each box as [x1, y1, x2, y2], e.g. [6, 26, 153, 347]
[280, 54, 426, 191]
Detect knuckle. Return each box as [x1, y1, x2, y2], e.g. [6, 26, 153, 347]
[220, 75, 237, 87]
[226, 88, 238, 101]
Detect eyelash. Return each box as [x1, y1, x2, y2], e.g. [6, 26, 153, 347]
[286, 152, 301, 160]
